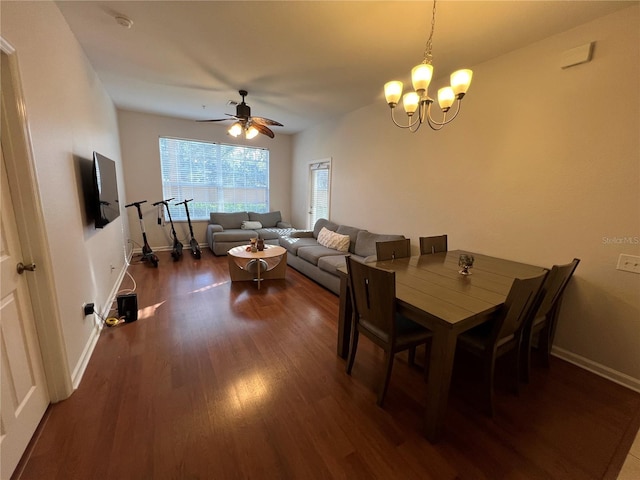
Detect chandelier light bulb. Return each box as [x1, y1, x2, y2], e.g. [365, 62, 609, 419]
[437, 87, 455, 112]
[384, 81, 404, 106]
[451, 69, 473, 97]
[403, 92, 420, 115]
[411, 63, 434, 95]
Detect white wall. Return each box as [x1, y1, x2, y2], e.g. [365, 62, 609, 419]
[291, 6, 640, 387]
[1, 1, 129, 388]
[117, 110, 292, 250]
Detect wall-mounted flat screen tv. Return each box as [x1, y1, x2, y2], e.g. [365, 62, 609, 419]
[92, 152, 120, 228]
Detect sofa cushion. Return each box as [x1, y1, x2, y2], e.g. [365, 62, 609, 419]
[241, 220, 263, 229]
[256, 227, 297, 241]
[279, 236, 319, 255]
[297, 245, 346, 266]
[313, 218, 339, 238]
[211, 212, 249, 230]
[212, 229, 258, 242]
[317, 254, 348, 275]
[317, 227, 350, 252]
[248, 211, 281, 228]
[354, 231, 406, 258]
[336, 225, 363, 254]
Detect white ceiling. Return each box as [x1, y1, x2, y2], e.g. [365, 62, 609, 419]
[55, 0, 633, 135]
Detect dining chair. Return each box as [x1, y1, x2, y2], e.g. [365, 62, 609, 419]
[455, 270, 548, 416]
[375, 238, 411, 261]
[345, 256, 433, 406]
[419, 235, 448, 255]
[521, 258, 580, 382]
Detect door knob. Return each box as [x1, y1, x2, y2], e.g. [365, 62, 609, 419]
[17, 262, 36, 274]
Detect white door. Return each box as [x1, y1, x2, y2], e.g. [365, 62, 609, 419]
[308, 160, 331, 229]
[0, 148, 49, 480]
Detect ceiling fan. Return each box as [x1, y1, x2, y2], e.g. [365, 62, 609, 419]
[197, 90, 283, 139]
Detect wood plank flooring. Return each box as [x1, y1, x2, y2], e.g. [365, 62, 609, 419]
[13, 250, 640, 479]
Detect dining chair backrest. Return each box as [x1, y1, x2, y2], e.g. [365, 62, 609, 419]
[376, 238, 411, 261]
[535, 258, 580, 320]
[346, 256, 397, 341]
[419, 235, 448, 255]
[492, 271, 548, 345]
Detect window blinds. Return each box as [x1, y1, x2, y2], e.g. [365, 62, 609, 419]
[159, 137, 270, 221]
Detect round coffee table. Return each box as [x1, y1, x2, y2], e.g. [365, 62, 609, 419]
[227, 244, 287, 289]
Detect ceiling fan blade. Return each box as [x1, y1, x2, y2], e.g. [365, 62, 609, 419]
[197, 113, 238, 122]
[251, 116, 283, 127]
[252, 122, 275, 139]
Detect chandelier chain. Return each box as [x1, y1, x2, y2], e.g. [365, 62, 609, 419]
[422, 0, 437, 65]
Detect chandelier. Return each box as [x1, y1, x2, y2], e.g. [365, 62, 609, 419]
[228, 121, 259, 140]
[384, 0, 473, 132]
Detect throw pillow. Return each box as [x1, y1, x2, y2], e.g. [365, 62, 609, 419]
[317, 227, 350, 252]
[241, 220, 262, 230]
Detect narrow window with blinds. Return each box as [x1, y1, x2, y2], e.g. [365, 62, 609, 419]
[158, 137, 270, 221]
[308, 160, 331, 229]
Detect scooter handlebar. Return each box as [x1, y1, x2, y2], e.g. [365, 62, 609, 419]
[175, 198, 194, 205]
[125, 200, 147, 208]
[152, 197, 175, 207]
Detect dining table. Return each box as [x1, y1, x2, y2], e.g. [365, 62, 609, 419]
[337, 249, 546, 442]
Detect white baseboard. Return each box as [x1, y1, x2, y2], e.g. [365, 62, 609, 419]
[552, 346, 640, 393]
[70, 258, 131, 389]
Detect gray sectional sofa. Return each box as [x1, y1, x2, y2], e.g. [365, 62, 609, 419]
[206, 211, 295, 255]
[279, 218, 405, 294]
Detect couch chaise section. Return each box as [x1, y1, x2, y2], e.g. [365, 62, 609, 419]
[207, 211, 294, 255]
[279, 218, 405, 294]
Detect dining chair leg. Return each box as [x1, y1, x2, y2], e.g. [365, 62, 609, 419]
[408, 347, 416, 367]
[483, 356, 496, 417]
[521, 330, 534, 383]
[377, 351, 395, 407]
[346, 330, 359, 375]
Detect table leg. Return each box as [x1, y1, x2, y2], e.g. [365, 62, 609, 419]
[424, 327, 458, 442]
[257, 256, 261, 289]
[337, 272, 352, 359]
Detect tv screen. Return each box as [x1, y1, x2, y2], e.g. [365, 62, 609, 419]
[92, 152, 120, 228]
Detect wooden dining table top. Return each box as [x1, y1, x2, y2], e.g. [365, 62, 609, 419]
[343, 250, 546, 329]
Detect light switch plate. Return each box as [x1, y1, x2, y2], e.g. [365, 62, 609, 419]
[616, 254, 640, 274]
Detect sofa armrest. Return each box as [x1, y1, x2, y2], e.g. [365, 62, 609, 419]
[290, 230, 314, 238]
[276, 221, 292, 228]
[208, 224, 224, 233]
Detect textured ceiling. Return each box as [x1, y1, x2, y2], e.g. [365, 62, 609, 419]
[56, 1, 634, 134]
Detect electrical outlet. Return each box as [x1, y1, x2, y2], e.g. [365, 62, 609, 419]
[616, 254, 640, 274]
[83, 303, 95, 316]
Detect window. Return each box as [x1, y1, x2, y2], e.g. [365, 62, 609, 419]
[159, 137, 269, 221]
[308, 159, 331, 229]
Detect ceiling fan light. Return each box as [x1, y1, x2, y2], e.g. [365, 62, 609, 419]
[245, 125, 259, 139]
[228, 122, 242, 137]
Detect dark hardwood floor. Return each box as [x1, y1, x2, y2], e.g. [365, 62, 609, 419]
[14, 250, 640, 479]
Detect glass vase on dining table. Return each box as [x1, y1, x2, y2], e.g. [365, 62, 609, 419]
[458, 253, 475, 275]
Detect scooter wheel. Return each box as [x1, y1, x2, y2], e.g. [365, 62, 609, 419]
[194, 249, 201, 259]
[151, 255, 159, 267]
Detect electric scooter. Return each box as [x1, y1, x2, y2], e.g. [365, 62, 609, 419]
[125, 200, 159, 267]
[152, 197, 183, 261]
[176, 198, 201, 259]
